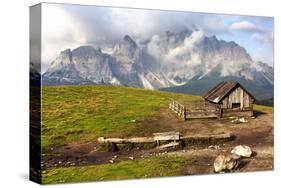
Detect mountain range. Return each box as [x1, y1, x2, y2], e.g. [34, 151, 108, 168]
[41, 29, 274, 100]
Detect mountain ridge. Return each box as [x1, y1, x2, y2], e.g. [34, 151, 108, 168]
[42, 29, 273, 100]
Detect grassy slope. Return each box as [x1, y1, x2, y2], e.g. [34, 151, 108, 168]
[161, 72, 273, 100]
[42, 85, 201, 148]
[42, 155, 196, 184]
[254, 104, 274, 113]
[41, 85, 273, 184]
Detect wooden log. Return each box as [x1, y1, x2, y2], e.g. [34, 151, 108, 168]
[98, 136, 154, 144]
[153, 131, 180, 141]
[181, 132, 233, 140]
[98, 132, 234, 151]
[157, 142, 179, 149]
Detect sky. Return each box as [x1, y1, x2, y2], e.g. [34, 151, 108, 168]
[37, 3, 274, 72]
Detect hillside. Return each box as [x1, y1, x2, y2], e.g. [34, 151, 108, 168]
[41, 85, 273, 184]
[160, 71, 273, 100]
[42, 85, 201, 148]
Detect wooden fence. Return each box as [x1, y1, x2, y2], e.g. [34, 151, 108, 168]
[169, 99, 186, 120]
[169, 99, 220, 120]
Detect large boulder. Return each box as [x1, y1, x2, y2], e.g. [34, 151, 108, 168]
[214, 154, 241, 173]
[231, 145, 252, 158]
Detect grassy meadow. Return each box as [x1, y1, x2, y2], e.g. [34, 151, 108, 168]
[41, 85, 273, 184]
[42, 155, 198, 184]
[42, 85, 201, 148]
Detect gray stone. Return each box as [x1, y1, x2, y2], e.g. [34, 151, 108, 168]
[214, 154, 241, 173]
[231, 145, 252, 158]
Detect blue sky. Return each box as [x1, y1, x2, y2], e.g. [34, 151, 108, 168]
[40, 3, 274, 71]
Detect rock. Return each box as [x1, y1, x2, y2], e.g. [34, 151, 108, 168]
[231, 145, 252, 158]
[231, 117, 248, 124]
[109, 159, 114, 163]
[130, 119, 136, 123]
[214, 154, 241, 173]
[129, 156, 134, 160]
[239, 118, 248, 123]
[208, 145, 220, 150]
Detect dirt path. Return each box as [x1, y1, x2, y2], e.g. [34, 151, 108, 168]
[42, 108, 273, 174]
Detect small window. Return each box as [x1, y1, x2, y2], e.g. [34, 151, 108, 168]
[232, 103, 241, 108]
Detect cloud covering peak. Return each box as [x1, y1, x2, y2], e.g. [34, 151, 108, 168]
[37, 3, 274, 72]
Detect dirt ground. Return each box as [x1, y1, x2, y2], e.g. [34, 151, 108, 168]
[42, 108, 273, 174]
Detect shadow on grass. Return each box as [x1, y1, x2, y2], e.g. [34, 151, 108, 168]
[253, 110, 266, 117]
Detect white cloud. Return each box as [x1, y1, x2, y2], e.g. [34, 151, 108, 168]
[39, 3, 273, 72]
[229, 20, 273, 65]
[251, 47, 273, 66]
[164, 30, 204, 65]
[147, 35, 163, 60]
[40, 4, 230, 70]
[252, 31, 273, 44]
[41, 4, 87, 72]
[230, 20, 262, 32]
[147, 31, 204, 68]
[251, 31, 274, 66]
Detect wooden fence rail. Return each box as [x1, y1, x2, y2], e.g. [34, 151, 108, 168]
[169, 99, 221, 120]
[169, 99, 186, 120]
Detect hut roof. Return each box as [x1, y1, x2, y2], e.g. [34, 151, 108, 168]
[203, 81, 256, 103]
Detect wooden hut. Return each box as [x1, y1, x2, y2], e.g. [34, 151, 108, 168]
[203, 81, 256, 117]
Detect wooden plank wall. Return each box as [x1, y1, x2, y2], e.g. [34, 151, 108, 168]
[221, 86, 252, 109]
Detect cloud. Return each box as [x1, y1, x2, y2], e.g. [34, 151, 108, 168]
[251, 31, 274, 65]
[252, 31, 273, 44]
[41, 3, 230, 70]
[164, 30, 204, 66]
[147, 35, 163, 61]
[230, 21, 262, 33]
[147, 30, 205, 79]
[41, 4, 87, 71]
[39, 3, 273, 72]
[251, 47, 274, 66]
[228, 19, 273, 65]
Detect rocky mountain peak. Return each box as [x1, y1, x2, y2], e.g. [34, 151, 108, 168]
[61, 48, 71, 55]
[71, 45, 102, 58]
[123, 35, 137, 48]
[59, 48, 72, 61]
[165, 28, 192, 44]
[113, 35, 138, 58]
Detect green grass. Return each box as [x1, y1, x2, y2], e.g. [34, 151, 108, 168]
[42, 85, 273, 148]
[254, 104, 273, 113]
[41, 85, 273, 184]
[42, 85, 201, 148]
[42, 155, 193, 184]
